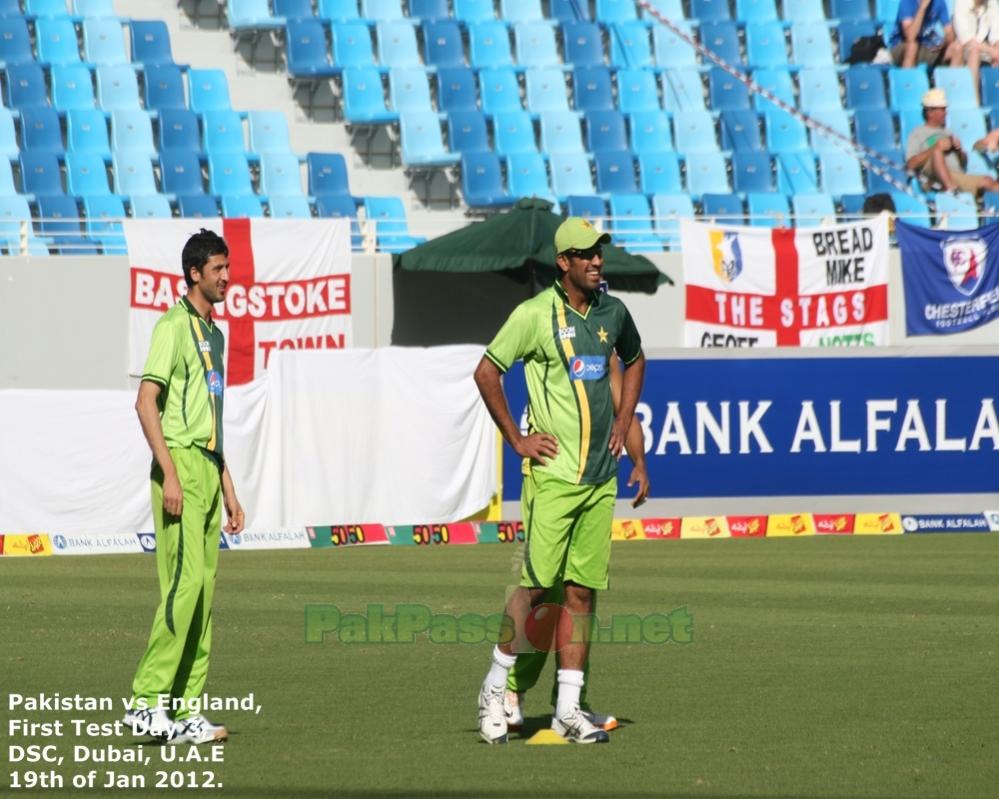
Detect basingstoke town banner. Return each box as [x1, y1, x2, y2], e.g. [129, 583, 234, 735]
[680, 217, 890, 348]
[127, 218, 352, 385]
[896, 219, 999, 335]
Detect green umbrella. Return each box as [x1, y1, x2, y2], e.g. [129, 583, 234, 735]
[393, 197, 672, 294]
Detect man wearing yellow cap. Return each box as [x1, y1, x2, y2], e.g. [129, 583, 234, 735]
[906, 88, 999, 193]
[473, 217, 645, 745]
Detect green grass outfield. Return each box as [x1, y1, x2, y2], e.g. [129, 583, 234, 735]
[2, 535, 998, 799]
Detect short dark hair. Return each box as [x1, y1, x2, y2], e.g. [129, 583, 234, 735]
[181, 228, 229, 287]
[862, 193, 896, 215]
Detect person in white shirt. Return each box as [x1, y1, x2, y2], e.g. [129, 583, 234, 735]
[953, 0, 999, 103]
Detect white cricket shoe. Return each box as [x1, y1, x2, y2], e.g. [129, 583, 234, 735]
[478, 682, 508, 744]
[551, 705, 610, 744]
[581, 707, 618, 732]
[504, 690, 525, 729]
[123, 707, 176, 742]
[169, 714, 229, 745]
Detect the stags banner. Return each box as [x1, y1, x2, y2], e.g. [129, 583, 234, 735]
[127, 218, 352, 385]
[680, 218, 890, 348]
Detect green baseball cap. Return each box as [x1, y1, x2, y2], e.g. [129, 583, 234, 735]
[554, 216, 611, 255]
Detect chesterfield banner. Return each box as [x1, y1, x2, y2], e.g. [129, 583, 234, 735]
[896, 219, 999, 335]
[127, 219, 352, 386]
[680, 218, 890, 348]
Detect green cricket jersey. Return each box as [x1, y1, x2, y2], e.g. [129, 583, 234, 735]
[142, 297, 226, 457]
[485, 282, 642, 485]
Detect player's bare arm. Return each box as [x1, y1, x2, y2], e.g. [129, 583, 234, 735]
[609, 356, 650, 506]
[608, 352, 646, 458]
[221, 464, 245, 534]
[473, 356, 559, 464]
[135, 380, 183, 517]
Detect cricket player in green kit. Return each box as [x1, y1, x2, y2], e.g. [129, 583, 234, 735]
[124, 229, 245, 746]
[474, 217, 645, 744]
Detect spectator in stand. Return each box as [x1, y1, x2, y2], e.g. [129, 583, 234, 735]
[954, 0, 999, 104]
[889, 0, 962, 67]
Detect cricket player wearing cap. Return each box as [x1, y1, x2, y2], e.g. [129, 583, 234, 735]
[473, 217, 645, 744]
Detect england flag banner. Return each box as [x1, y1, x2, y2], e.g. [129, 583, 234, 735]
[680, 218, 890, 348]
[896, 219, 999, 335]
[127, 218, 352, 385]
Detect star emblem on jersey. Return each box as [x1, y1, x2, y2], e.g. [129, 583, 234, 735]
[597, 326, 608, 343]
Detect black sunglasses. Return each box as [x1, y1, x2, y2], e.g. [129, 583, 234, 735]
[564, 245, 603, 261]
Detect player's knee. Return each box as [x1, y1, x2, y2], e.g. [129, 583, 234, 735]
[562, 583, 594, 615]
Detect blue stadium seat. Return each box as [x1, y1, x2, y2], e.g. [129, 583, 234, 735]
[65, 151, 111, 195]
[317, 0, 359, 22]
[494, 111, 538, 154]
[143, 65, 186, 111]
[461, 151, 514, 207]
[608, 194, 662, 252]
[933, 67, 978, 111]
[838, 20, 878, 62]
[691, 0, 731, 22]
[845, 65, 887, 110]
[178, 194, 218, 218]
[0, 159, 16, 195]
[736, 0, 776, 22]
[809, 108, 851, 152]
[948, 108, 987, 152]
[332, 22, 376, 69]
[551, 0, 592, 21]
[673, 110, 718, 152]
[889, 67, 930, 112]
[629, 110, 673, 153]
[610, 21, 653, 69]
[73, 0, 116, 16]
[81, 194, 126, 254]
[161, 151, 206, 195]
[190, 68, 234, 113]
[820, 151, 865, 195]
[111, 109, 155, 157]
[596, 0, 638, 23]
[286, 20, 338, 77]
[26, 0, 71, 16]
[130, 195, 172, 219]
[364, 195, 425, 253]
[831, 0, 871, 20]
[746, 21, 787, 69]
[66, 109, 111, 159]
[790, 22, 835, 68]
[685, 152, 730, 195]
[158, 109, 201, 155]
[515, 21, 561, 68]
[362, 0, 405, 22]
[506, 152, 553, 200]
[50, 64, 96, 112]
[586, 110, 628, 152]
[550, 152, 595, 198]
[96, 64, 141, 110]
[82, 18, 128, 65]
[617, 69, 661, 113]
[36, 195, 94, 255]
[563, 21, 604, 67]
[0, 18, 34, 66]
[248, 111, 292, 156]
[342, 67, 397, 123]
[228, 0, 285, 31]
[0, 0, 21, 15]
[202, 110, 246, 155]
[838, 194, 867, 218]
[594, 150, 637, 193]
[746, 191, 789, 226]
[389, 69, 434, 112]
[702, 192, 745, 223]
[130, 21, 175, 67]
[890, 191, 931, 227]
[642, 0, 684, 20]
[0, 195, 49, 254]
[5, 64, 49, 110]
[469, 21, 514, 69]
[454, 0, 495, 24]
[399, 111, 460, 166]
[222, 193, 264, 217]
[208, 152, 253, 196]
[638, 151, 682, 194]
[377, 21, 421, 69]
[269, 195, 312, 218]
[981, 192, 999, 225]
[765, 108, 808, 153]
[565, 194, 606, 219]
[698, 21, 742, 67]
[21, 151, 64, 195]
[447, 110, 490, 152]
[314, 194, 361, 247]
[854, 108, 896, 152]
[652, 193, 694, 247]
[21, 108, 65, 153]
[752, 67, 794, 113]
[662, 69, 706, 112]
[411, 0, 450, 20]
[437, 67, 477, 112]
[113, 152, 158, 196]
[777, 151, 818, 194]
[793, 193, 836, 226]
[307, 151, 351, 196]
[708, 67, 750, 111]
[540, 110, 584, 153]
[423, 21, 464, 68]
[866, 148, 904, 193]
[36, 18, 81, 66]
[798, 68, 842, 112]
[897, 108, 924, 149]
[653, 21, 698, 70]
[480, 67, 522, 114]
[982, 67, 999, 108]
[732, 150, 773, 192]
[525, 68, 570, 113]
[573, 66, 614, 111]
[719, 109, 762, 150]
[274, 0, 314, 21]
[260, 153, 304, 196]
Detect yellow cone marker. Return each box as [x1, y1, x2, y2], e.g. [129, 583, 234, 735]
[525, 729, 570, 745]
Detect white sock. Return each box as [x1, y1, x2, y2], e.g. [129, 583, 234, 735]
[485, 646, 516, 691]
[555, 668, 584, 718]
